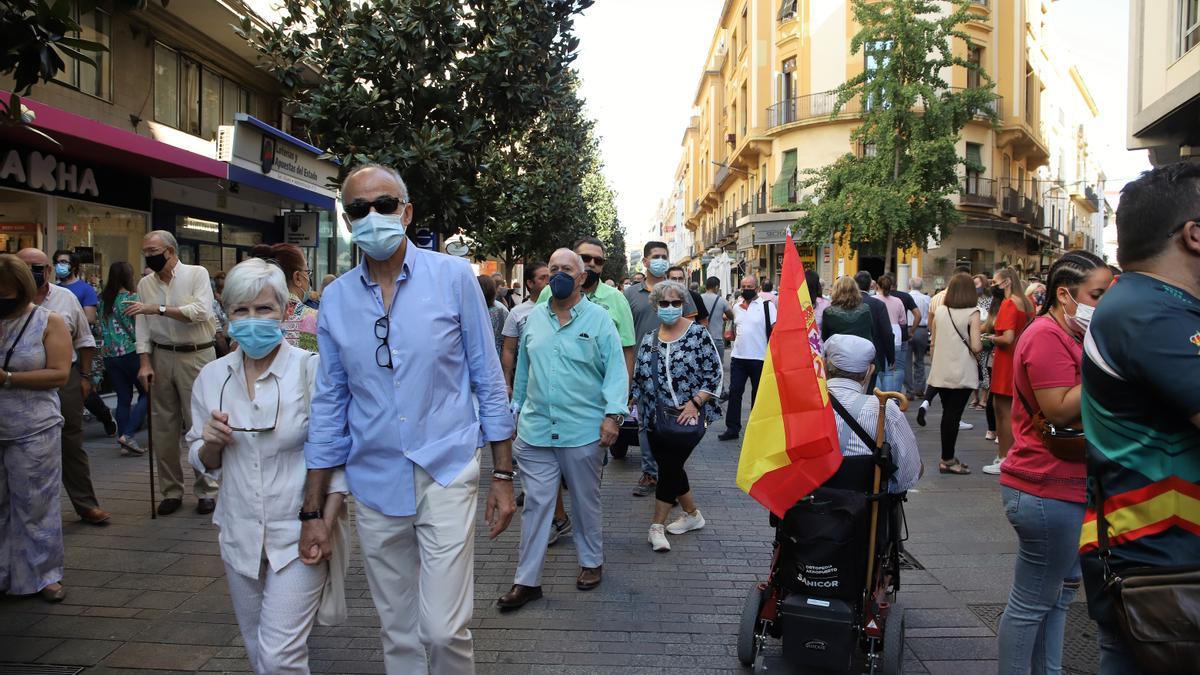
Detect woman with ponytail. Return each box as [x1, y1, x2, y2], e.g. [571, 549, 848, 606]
[981, 266, 1037, 475]
[995, 250, 1111, 674]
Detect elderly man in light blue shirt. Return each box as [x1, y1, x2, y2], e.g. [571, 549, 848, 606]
[298, 164, 515, 675]
[496, 248, 628, 612]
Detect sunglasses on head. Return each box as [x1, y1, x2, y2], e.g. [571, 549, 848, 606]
[581, 253, 605, 266]
[657, 300, 684, 308]
[345, 196, 406, 220]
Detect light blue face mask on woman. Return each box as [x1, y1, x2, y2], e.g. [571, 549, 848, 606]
[228, 318, 284, 359]
[658, 306, 683, 325]
[351, 211, 408, 261]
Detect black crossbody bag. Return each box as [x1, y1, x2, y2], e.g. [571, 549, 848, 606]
[648, 341, 706, 447]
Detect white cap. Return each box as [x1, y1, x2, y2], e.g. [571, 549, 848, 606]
[822, 334, 875, 373]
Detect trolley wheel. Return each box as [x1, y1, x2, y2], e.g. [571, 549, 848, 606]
[609, 441, 628, 459]
[880, 603, 906, 675]
[738, 583, 766, 666]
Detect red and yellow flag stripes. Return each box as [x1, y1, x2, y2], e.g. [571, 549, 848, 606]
[1078, 476, 1200, 553]
[735, 232, 842, 517]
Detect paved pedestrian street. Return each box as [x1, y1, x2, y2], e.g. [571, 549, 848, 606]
[0, 399, 1099, 674]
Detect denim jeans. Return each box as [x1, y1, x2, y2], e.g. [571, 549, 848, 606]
[879, 342, 909, 393]
[907, 327, 929, 395]
[104, 352, 148, 439]
[638, 425, 657, 479]
[997, 486, 1085, 675]
[1098, 620, 1142, 675]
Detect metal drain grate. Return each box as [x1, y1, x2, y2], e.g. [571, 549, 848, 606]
[0, 665, 85, 675]
[968, 603, 1100, 674]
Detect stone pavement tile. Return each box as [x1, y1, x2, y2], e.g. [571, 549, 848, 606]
[158, 554, 227, 578]
[21, 614, 151, 641]
[103, 572, 220, 593]
[0, 606, 53, 633]
[907, 626, 996, 638]
[64, 546, 182, 574]
[327, 660, 387, 674]
[907, 637, 999, 661]
[133, 619, 241, 646]
[916, 553, 1017, 569]
[125, 589, 195, 610]
[921, 660, 999, 675]
[65, 533, 179, 553]
[198, 658, 253, 673]
[1, 636, 62, 662]
[61, 569, 121, 587]
[82, 606, 143, 618]
[59, 586, 143, 608]
[35, 638, 122, 665]
[101, 642, 220, 671]
[905, 608, 991, 629]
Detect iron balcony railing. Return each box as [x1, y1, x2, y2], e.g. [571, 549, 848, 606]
[767, 88, 1001, 130]
[960, 176, 996, 207]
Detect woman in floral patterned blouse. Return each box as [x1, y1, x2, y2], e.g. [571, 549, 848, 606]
[631, 280, 723, 553]
[250, 244, 318, 353]
[98, 262, 147, 455]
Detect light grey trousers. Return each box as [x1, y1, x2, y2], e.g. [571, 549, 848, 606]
[513, 438, 605, 587]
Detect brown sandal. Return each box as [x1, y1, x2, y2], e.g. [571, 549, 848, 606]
[939, 459, 971, 475]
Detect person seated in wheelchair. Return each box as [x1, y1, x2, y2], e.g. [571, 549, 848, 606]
[824, 334, 922, 494]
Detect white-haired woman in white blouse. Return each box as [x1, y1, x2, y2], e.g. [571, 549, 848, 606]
[187, 258, 346, 674]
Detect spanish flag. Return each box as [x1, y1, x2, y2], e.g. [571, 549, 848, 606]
[735, 232, 842, 517]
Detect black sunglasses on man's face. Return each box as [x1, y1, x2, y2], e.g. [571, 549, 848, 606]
[345, 196, 406, 220]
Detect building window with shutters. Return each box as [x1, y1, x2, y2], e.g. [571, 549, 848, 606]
[1180, 0, 1200, 57]
[967, 47, 982, 89]
[965, 143, 983, 194]
[52, 4, 112, 101]
[771, 149, 798, 208]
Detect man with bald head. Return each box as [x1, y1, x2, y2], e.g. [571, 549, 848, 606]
[300, 164, 515, 673]
[17, 248, 108, 524]
[719, 274, 778, 441]
[126, 230, 218, 515]
[498, 247, 627, 611]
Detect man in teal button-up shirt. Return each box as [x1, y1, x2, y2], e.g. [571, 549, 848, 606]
[500, 248, 627, 610]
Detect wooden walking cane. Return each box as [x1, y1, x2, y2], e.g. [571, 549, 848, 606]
[863, 388, 908, 590]
[147, 389, 156, 520]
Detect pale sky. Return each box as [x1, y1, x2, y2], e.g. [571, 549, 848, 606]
[572, 0, 1149, 259]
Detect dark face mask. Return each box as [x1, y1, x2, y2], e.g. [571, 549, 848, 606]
[741, 289, 757, 301]
[548, 271, 575, 300]
[584, 270, 600, 288]
[146, 253, 168, 273]
[31, 266, 46, 289]
[0, 297, 22, 318]
[991, 285, 1006, 300]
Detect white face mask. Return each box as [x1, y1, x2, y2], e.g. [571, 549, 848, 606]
[1065, 296, 1095, 335]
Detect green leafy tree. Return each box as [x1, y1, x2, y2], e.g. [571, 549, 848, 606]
[243, 0, 593, 238]
[583, 166, 625, 281]
[796, 0, 997, 270]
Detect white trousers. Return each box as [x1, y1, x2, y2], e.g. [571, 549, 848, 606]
[225, 557, 327, 675]
[356, 452, 480, 675]
[513, 438, 605, 587]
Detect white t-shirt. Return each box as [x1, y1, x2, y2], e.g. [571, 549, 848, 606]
[501, 299, 538, 339]
[730, 296, 778, 361]
[910, 290, 932, 327]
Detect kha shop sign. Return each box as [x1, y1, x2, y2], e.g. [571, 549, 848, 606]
[0, 147, 151, 211]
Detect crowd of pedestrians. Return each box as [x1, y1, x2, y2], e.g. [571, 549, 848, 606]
[1, 161, 1197, 674]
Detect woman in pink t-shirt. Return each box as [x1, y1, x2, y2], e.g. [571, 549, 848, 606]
[996, 251, 1112, 675]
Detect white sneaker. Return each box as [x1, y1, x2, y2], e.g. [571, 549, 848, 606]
[648, 524, 671, 552]
[981, 457, 1004, 475]
[666, 509, 706, 535]
[959, 421, 975, 430]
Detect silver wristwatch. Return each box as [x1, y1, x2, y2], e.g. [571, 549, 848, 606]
[158, 304, 167, 316]
[1, 370, 11, 389]
[606, 413, 625, 426]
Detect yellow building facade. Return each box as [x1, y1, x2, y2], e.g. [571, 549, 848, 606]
[672, 0, 1082, 290]
[1128, 0, 1200, 166]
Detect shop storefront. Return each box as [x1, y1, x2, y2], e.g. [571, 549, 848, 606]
[1, 92, 228, 268]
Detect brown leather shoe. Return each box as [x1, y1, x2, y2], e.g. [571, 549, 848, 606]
[39, 583, 66, 603]
[576, 565, 602, 590]
[496, 584, 543, 611]
[79, 507, 110, 525]
[157, 498, 182, 516]
[196, 498, 216, 515]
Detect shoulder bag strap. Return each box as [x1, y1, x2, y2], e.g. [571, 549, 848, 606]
[3, 310, 36, 371]
[763, 301, 774, 342]
[706, 295, 719, 320]
[1014, 383, 1036, 417]
[830, 394, 877, 449]
[948, 308, 972, 351]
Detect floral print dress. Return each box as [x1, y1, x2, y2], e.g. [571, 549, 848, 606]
[97, 291, 139, 358]
[631, 320, 723, 430]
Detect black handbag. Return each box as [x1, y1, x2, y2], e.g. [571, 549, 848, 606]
[648, 342, 706, 447]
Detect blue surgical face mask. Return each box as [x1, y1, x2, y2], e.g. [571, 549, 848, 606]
[658, 305, 683, 325]
[548, 271, 575, 300]
[350, 211, 408, 261]
[54, 263, 71, 279]
[228, 318, 284, 359]
[647, 258, 670, 278]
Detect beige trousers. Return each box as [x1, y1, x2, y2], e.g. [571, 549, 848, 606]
[356, 451, 480, 675]
[150, 347, 217, 500]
